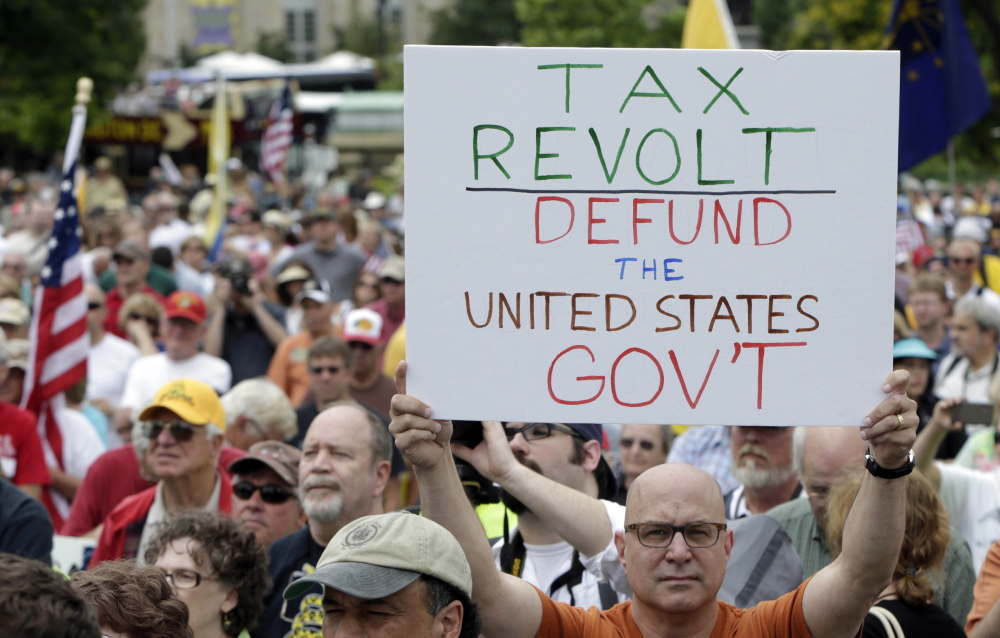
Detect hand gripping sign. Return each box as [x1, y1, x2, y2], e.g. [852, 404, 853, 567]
[404, 46, 899, 426]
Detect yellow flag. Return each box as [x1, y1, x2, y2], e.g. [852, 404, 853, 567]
[682, 0, 740, 49]
[204, 75, 230, 253]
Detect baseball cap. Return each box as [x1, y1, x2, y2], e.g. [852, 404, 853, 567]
[295, 279, 332, 304]
[262, 210, 290, 234]
[113, 240, 150, 262]
[0, 299, 30, 326]
[307, 209, 337, 225]
[228, 441, 301, 488]
[6, 338, 29, 371]
[343, 308, 382, 346]
[380, 256, 405, 283]
[283, 512, 472, 601]
[138, 378, 226, 431]
[165, 291, 208, 324]
[564, 423, 618, 501]
[893, 338, 937, 361]
[276, 264, 312, 285]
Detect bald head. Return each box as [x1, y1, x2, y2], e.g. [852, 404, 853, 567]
[626, 463, 725, 524]
[794, 426, 868, 527]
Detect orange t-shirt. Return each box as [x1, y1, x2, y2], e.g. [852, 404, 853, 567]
[536, 579, 818, 638]
[267, 332, 315, 407]
[966, 539, 1000, 633]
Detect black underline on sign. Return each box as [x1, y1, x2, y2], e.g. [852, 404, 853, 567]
[465, 187, 837, 196]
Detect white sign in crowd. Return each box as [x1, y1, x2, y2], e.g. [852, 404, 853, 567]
[405, 46, 900, 426]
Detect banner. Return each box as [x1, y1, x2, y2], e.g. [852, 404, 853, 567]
[404, 46, 899, 426]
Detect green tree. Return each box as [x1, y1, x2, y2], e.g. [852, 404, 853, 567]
[0, 0, 146, 152]
[429, 0, 521, 46]
[257, 31, 293, 63]
[515, 0, 683, 48]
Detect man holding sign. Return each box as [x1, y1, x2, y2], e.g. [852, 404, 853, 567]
[390, 364, 917, 638]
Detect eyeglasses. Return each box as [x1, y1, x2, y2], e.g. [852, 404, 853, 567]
[621, 438, 656, 451]
[113, 255, 135, 266]
[233, 481, 297, 504]
[357, 281, 380, 289]
[87, 302, 103, 310]
[310, 365, 342, 375]
[143, 420, 203, 442]
[949, 257, 975, 265]
[504, 422, 583, 442]
[160, 568, 213, 590]
[625, 522, 727, 548]
[348, 341, 373, 351]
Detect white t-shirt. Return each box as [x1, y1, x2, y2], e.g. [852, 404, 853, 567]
[937, 462, 1000, 572]
[41, 405, 106, 520]
[491, 499, 628, 609]
[120, 352, 232, 415]
[87, 333, 142, 409]
[149, 218, 195, 256]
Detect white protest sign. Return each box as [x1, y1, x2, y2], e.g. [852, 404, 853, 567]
[404, 46, 899, 426]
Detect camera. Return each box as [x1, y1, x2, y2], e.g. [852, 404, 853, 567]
[216, 257, 252, 296]
[452, 420, 501, 505]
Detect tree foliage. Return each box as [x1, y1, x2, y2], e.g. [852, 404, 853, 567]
[256, 32, 293, 64]
[429, 0, 521, 46]
[0, 0, 146, 152]
[428, 0, 684, 49]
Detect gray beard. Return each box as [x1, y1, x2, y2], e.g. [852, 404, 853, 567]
[732, 459, 795, 489]
[304, 492, 343, 524]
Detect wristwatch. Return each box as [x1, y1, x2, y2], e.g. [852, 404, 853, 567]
[864, 448, 915, 479]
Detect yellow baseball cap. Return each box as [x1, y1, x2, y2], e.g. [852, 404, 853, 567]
[138, 378, 226, 431]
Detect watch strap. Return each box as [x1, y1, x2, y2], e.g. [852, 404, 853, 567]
[864, 448, 915, 479]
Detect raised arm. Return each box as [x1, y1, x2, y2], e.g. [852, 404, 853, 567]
[453, 421, 613, 558]
[389, 363, 542, 638]
[801, 370, 918, 638]
[913, 397, 963, 490]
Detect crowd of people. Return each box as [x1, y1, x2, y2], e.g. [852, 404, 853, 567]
[1, 156, 1000, 638]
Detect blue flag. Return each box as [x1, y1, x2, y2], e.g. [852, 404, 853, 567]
[886, 0, 991, 172]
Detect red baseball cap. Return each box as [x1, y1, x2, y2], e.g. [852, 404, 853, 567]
[165, 291, 207, 324]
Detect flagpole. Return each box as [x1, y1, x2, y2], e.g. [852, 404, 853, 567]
[947, 140, 957, 193]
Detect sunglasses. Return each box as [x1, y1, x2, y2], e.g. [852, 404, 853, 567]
[348, 341, 374, 351]
[311, 365, 342, 375]
[949, 257, 975, 265]
[233, 481, 297, 504]
[129, 313, 158, 326]
[87, 302, 103, 310]
[621, 438, 656, 451]
[113, 255, 136, 266]
[143, 420, 202, 442]
[380, 277, 403, 285]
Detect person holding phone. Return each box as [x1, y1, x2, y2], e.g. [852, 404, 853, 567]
[915, 397, 1000, 574]
[933, 297, 1000, 454]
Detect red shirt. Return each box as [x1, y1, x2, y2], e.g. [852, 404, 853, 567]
[0, 402, 51, 487]
[62, 444, 245, 537]
[103, 285, 166, 339]
[367, 298, 405, 344]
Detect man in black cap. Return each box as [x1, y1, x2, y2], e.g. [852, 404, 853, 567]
[282, 511, 480, 638]
[455, 420, 626, 610]
[271, 209, 366, 302]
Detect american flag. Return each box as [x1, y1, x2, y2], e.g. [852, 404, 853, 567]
[260, 82, 294, 184]
[22, 98, 90, 530]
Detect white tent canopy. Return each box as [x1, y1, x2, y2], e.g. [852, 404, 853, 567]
[195, 51, 284, 73]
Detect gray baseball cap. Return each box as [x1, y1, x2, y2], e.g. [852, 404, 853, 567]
[283, 512, 472, 600]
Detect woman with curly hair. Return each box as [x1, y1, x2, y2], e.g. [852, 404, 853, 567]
[71, 559, 193, 638]
[145, 511, 270, 638]
[825, 469, 965, 637]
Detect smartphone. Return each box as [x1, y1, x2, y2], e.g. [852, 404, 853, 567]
[951, 402, 995, 425]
